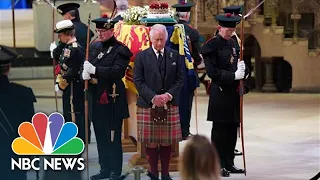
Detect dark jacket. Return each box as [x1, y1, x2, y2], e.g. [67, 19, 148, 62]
[133, 47, 184, 108]
[87, 36, 133, 120]
[201, 34, 249, 124]
[0, 75, 36, 180]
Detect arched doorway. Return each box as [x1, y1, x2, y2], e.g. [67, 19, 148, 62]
[243, 34, 262, 91]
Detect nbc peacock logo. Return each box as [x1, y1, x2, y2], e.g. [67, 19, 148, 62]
[11, 112, 85, 171]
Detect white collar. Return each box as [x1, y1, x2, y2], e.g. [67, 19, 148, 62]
[152, 45, 164, 54]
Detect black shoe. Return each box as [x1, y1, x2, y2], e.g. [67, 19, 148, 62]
[234, 149, 243, 156]
[226, 166, 245, 173]
[109, 171, 121, 180]
[146, 171, 159, 180]
[161, 174, 173, 180]
[221, 168, 230, 177]
[182, 133, 193, 140]
[90, 170, 109, 180]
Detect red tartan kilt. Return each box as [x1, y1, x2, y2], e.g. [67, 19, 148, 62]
[137, 105, 182, 144]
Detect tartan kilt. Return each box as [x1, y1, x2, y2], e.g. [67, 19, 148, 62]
[137, 105, 182, 144]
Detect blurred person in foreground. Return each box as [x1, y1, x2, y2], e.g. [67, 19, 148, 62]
[179, 135, 221, 180]
[0, 45, 36, 180]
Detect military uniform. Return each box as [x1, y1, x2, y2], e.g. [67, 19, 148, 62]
[54, 20, 86, 143]
[57, 3, 94, 51]
[56, 3, 94, 142]
[172, 1, 202, 139]
[82, 16, 132, 180]
[201, 14, 248, 177]
[0, 45, 36, 180]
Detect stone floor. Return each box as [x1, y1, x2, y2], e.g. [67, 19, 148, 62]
[11, 79, 320, 180]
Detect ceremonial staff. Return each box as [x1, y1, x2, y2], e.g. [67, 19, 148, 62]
[43, 0, 59, 112]
[11, 0, 16, 49]
[238, 0, 266, 175]
[84, 13, 92, 180]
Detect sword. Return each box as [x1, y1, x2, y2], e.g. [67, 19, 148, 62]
[109, 83, 119, 142]
[0, 108, 14, 133]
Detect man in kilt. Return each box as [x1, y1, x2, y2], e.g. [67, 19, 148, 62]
[82, 16, 133, 180]
[133, 24, 184, 180]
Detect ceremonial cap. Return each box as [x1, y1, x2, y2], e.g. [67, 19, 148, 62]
[223, 5, 243, 15]
[215, 13, 241, 28]
[0, 45, 19, 65]
[54, 20, 75, 33]
[92, 14, 118, 30]
[172, 0, 195, 12]
[57, 3, 80, 15]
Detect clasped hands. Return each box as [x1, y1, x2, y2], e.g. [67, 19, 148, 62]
[82, 61, 96, 80]
[153, 94, 171, 107]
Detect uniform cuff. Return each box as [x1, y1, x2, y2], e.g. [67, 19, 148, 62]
[165, 92, 173, 101]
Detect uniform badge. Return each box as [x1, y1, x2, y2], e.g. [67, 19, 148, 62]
[62, 63, 68, 70]
[98, 52, 104, 59]
[107, 46, 113, 54]
[170, 52, 173, 58]
[230, 55, 234, 64]
[63, 49, 71, 58]
[232, 48, 236, 56]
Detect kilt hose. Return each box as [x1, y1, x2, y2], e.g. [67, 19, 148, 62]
[137, 105, 182, 144]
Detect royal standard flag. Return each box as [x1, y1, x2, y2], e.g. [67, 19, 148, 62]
[166, 24, 200, 93]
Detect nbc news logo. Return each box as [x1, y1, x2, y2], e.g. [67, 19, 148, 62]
[11, 112, 85, 171]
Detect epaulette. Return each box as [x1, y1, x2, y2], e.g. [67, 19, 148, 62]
[185, 23, 195, 29]
[201, 36, 219, 55]
[204, 36, 217, 44]
[72, 42, 78, 48]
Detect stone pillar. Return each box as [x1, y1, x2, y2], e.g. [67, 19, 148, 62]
[291, 13, 301, 39]
[261, 57, 277, 92]
[269, 0, 278, 26]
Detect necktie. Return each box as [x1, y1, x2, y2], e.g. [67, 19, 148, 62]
[157, 51, 163, 67]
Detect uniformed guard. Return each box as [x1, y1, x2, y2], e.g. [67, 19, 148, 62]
[81, 16, 133, 180]
[54, 3, 95, 142]
[56, 3, 94, 51]
[53, 20, 86, 142]
[0, 45, 36, 180]
[172, 0, 202, 140]
[201, 13, 248, 177]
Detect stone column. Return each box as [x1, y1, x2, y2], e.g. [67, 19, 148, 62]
[291, 13, 301, 39]
[269, 0, 278, 26]
[261, 57, 277, 92]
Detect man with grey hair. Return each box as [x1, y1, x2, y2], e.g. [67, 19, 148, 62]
[134, 24, 184, 180]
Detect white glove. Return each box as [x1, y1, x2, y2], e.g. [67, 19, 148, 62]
[237, 60, 245, 71]
[235, 61, 245, 80]
[82, 70, 91, 80]
[50, 42, 57, 58]
[55, 84, 63, 95]
[83, 61, 96, 74]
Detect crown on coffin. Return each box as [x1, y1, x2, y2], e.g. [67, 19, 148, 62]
[149, 1, 169, 14]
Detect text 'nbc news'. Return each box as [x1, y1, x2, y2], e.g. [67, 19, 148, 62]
[11, 158, 85, 171]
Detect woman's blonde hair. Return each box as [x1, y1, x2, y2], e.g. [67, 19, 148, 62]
[179, 135, 221, 180]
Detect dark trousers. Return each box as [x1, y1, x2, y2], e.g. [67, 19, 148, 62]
[179, 90, 194, 137]
[62, 81, 90, 142]
[92, 115, 123, 176]
[211, 123, 238, 168]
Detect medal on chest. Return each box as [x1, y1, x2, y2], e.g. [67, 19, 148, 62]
[63, 49, 71, 58]
[230, 47, 236, 64]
